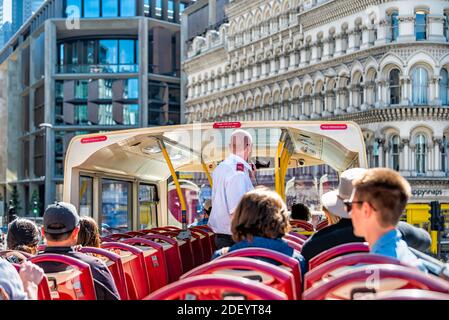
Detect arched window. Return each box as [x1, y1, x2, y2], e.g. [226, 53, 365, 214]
[415, 10, 427, 40]
[389, 69, 401, 104]
[390, 11, 399, 41]
[442, 136, 448, 173]
[415, 134, 427, 174]
[440, 69, 449, 106]
[372, 139, 380, 167]
[444, 12, 449, 40]
[390, 135, 400, 171]
[357, 76, 364, 106]
[412, 67, 428, 105]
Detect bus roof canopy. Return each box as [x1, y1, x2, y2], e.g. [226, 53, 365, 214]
[64, 121, 367, 184]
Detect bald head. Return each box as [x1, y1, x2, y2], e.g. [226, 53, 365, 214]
[229, 129, 253, 161]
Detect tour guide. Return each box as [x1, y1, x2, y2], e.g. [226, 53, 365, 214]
[208, 129, 255, 250]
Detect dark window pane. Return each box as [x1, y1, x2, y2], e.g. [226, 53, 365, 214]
[75, 80, 89, 99]
[99, 40, 118, 66]
[124, 78, 139, 99]
[102, 0, 118, 17]
[99, 79, 113, 99]
[415, 12, 427, 40]
[84, 0, 100, 17]
[101, 179, 131, 235]
[156, 0, 162, 17]
[74, 105, 89, 124]
[123, 104, 139, 125]
[80, 176, 94, 217]
[98, 104, 114, 125]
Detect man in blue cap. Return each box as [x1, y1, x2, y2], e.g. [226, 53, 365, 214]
[38, 202, 120, 300]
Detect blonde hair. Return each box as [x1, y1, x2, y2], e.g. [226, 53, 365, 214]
[322, 207, 341, 225]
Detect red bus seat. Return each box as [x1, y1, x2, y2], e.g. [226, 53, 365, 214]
[30, 254, 96, 300]
[79, 247, 129, 300]
[191, 225, 216, 252]
[125, 231, 146, 237]
[316, 219, 329, 231]
[356, 289, 449, 300]
[142, 234, 183, 282]
[180, 257, 297, 300]
[308, 242, 370, 270]
[189, 227, 213, 263]
[145, 274, 287, 300]
[288, 232, 308, 241]
[304, 253, 404, 290]
[290, 220, 315, 231]
[216, 247, 303, 299]
[283, 234, 305, 246]
[121, 238, 168, 292]
[148, 229, 195, 272]
[12, 263, 52, 300]
[284, 238, 303, 252]
[101, 242, 150, 300]
[302, 264, 449, 300]
[104, 233, 133, 241]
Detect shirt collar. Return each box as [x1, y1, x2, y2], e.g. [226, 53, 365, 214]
[371, 229, 402, 252]
[228, 153, 252, 170]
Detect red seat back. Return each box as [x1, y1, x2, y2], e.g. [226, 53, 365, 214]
[303, 264, 449, 300]
[284, 238, 303, 252]
[30, 254, 96, 300]
[190, 227, 213, 262]
[105, 233, 133, 241]
[79, 247, 129, 300]
[121, 238, 168, 292]
[145, 274, 287, 300]
[101, 242, 150, 300]
[125, 231, 146, 237]
[304, 253, 404, 290]
[191, 225, 216, 251]
[181, 257, 297, 300]
[216, 247, 303, 298]
[142, 234, 183, 282]
[290, 220, 315, 231]
[288, 231, 308, 241]
[308, 242, 370, 270]
[283, 234, 305, 246]
[316, 219, 329, 231]
[12, 263, 52, 300]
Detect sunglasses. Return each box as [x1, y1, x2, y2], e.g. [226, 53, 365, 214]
[343, 201, 364, 213]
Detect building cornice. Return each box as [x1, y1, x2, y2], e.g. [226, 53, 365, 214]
[183, 46, 228, 73]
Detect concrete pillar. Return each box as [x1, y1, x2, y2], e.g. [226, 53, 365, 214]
[139, 18, 149, 126]
[44, 21, 56, 207]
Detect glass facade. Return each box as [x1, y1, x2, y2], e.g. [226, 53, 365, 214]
[58, 38, 138, 73]
[64, 0, 135, 18]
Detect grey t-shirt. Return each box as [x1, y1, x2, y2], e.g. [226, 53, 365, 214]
[0, 258, 27, 300]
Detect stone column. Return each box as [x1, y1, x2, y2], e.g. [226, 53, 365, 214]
[310, 41, 319, 64]
[434, 138, 441, 174]
[289, 50, 296, 70]
[270, 58, 276, 76]
[397, 15, 415, 42]
[375, 19, 388, 45]
[322, 38, 330, 60]
[361, 25, 371, 49]
[253, 63, 259, 80]
[402, 138, 410, 174]
[280, 55, 287, 72]
[378, 139, 385, 167]
[346, 28, 356, 53]
[375, 79, 385, 108]
[432, 75, 441, 106]
[400, 76, 410, 106]
[299, 46, 307, 67]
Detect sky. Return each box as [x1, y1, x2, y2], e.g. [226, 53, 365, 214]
[3, 0, 12, 23]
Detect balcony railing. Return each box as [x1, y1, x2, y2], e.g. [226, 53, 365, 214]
[57, 64, 139, 74]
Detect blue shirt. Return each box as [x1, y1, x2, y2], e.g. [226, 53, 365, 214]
[371, 229, 427, 273]
[212, 236, 307, 274]
[190, 218, 209, 227]
[0, 258, 27, 300]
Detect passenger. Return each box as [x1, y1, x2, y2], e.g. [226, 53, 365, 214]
[6, 218, 40, 255]
[191, 200, 211, 227]
[0, 258, 44, 300]
[300, 168, 431, 266]
[290, 202, 311, 222]
[208, 129, 255, 249]
[77, 216, 101, 248]
[348, 168, 427, 272]
[212, 188, 306, 272]
[38, 202, 120, 300]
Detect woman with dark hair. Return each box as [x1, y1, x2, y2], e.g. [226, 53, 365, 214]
[6, 218, 40, 255]
[77, 216, 101, 248]
[212, 187, 306, 272]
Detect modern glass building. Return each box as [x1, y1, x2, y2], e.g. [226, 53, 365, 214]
[0, 0, 193, 218]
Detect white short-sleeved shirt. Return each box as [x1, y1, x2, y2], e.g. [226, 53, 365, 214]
[208, 154, 254, 235]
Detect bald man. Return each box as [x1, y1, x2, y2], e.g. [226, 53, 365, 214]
[208, 129, 255, 249]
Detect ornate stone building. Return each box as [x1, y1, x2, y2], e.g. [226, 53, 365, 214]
[182, 0, 449, 216]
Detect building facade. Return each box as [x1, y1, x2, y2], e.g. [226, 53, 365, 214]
[182, 0, 449, 220]
[0, 0, 192, 218]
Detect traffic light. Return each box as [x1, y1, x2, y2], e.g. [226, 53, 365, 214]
[430, 201, 444, 232]
[32, 201, 39, 217]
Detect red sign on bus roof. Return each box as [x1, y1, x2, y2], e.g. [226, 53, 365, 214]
[81, 136, 108, 144]
[320, 124, 348, 130]
[213, 122, 242, 129]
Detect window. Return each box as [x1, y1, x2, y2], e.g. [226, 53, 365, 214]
[124, 78, 139, 99]
[102, 0, 118, 17]
[440, 69, 449, 106]
[389, 69, 401, 105]
[84, 0, 100, 17]
[415, 10, 427, 40]
[75, 80, 88, 99]
[168, 0, 174, 21]
[101, 179, 131, 235]
[412, 67, 428, 105]
[75, 105, 89, 124]
[156, 0, 162, 17]
[98, 104, 114, 125]
[119, 40, 136, 72]
[99, 40, 118, 66]
[442, 136, 448, 173]
[139, 184, 158, 230]
[99, 79, 113, 99]
[390, 135, 400, 171]
[372, 139, 379, 167]
[390, 11, 399, 41]
[415, 134, 427, 174]
[79, 176, 93, 217]
[120, 0, 136, 17]
[123, 104, 139, 125]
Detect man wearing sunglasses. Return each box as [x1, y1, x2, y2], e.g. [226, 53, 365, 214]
[348, 168, 427, 272]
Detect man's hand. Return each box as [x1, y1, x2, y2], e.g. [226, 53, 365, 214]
[19, 261, 44, 300]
